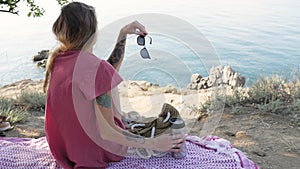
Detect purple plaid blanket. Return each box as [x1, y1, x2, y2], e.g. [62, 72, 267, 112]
[0, 136, 258, 169]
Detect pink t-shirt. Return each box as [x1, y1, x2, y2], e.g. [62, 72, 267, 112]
[45, 50, 126, 169]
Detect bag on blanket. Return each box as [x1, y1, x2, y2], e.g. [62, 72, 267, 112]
[125, 103, 181, 137]
[122, 103, 183, 159]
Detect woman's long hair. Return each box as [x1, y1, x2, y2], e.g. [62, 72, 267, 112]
[43, 2, 98, 93]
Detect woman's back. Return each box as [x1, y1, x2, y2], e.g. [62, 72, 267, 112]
[45, 51, 125, 169]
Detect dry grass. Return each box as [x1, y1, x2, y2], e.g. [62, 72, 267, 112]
[15, 91, 46, 111]
[196, 74, 300, 126]
[0, 91, 46, 124]
[0, 97, 27, 124]
[0, 107, 28, 124]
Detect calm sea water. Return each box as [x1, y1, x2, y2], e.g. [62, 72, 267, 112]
[0, 0, 299, 87]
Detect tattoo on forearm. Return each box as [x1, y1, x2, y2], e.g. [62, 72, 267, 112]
[122, 131, 146, 144]
[96, 93, 111, 108]
[107, 36, 126, 66]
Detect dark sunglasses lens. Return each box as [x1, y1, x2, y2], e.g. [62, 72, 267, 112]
[140, 48, 150, 59]
[137, 36, 145, 46]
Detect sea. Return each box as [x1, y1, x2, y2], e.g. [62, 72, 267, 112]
[0, 0, 299, 88]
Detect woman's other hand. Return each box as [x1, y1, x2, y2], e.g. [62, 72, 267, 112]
[150, 133, 187, 152]
[121, 21, 147, 36]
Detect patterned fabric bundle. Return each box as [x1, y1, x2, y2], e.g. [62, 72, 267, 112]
[0, 136, 259, 169]
[126, 103, 181, 137]
[124, 103, 183, 159]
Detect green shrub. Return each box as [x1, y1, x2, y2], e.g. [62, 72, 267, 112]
[196, 75, 300, 117]
[0, 97, 27, 124]
[257, 99, 285, 113]
[225, 87, 248, 106]
[194, 101, 211, 116]
[288, 78, 300, 99]
[0, 97, 14, 110]
[16, 91, 46, 111]
[248, 76, 287, 104]
[0, 91, 46, 125]
[0, 107, 27, 124]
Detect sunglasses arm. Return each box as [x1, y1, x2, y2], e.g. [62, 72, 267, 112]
[147, 36, 152, 44]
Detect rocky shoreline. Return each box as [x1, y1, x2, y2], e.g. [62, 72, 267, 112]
[32, 50, 246, 90]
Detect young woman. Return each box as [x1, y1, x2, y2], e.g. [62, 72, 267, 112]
[44, 2, 185, 169]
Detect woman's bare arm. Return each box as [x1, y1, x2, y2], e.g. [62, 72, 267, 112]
[107, 30, 126, 71]
[94, 91, 184, 152]
[107, 21, 147, 71]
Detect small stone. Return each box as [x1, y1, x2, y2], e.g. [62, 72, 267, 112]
[129, 81, 138, 86]
[235, 131, 247, 138]
[248, 126, 256, 130]
[146, 82, 152, 87]
[252, 150, 267, 157]
[36, 59, 47, 68]
[164, 85, 177, 94]
[224, 131, 235, 137]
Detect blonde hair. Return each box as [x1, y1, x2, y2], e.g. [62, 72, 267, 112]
[43, 2, 98, 93]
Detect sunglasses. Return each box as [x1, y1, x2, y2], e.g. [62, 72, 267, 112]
[137, 35, 152, 59]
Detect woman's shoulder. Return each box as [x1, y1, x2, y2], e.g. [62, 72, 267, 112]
[75, 51, 104, 65]
[75, 51, 116, 76]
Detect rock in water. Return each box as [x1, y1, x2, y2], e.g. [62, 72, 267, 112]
[32, 50, 49, 62]
[36, 59, 47, 68]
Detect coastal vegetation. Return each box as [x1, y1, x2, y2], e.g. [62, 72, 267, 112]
[1, 74, 300, 127]
[0, 91, 45, 124]
[197, 75, 300, 127]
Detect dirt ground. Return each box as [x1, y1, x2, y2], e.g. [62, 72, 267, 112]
[189, 107, 300, 169]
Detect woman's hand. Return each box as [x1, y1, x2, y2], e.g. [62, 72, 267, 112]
[121, 21, 147, 36]
[150, 133, 187, 152]
[108, 21, 147, 70]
